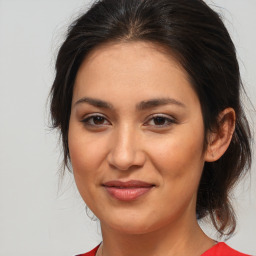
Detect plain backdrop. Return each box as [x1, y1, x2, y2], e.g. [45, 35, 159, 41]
[0, 0, 255, 255]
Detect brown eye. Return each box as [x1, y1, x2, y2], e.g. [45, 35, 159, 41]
[144, 114, 176, 128]
[81, 114, 110, 127]
[153, 116, 167, 126]
[92, 116, 105, 125]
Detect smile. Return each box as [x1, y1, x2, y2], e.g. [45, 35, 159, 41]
[103, 180, 155, 201]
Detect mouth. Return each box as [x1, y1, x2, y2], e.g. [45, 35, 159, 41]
[103, 180, 155, 201]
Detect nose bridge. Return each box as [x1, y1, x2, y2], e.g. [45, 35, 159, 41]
[108, 122, 144, 170]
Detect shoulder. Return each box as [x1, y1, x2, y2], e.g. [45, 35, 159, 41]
[201, 242, 253, 256]
[76, 244, 101, 256]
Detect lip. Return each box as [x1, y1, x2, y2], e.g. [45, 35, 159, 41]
[103, 180, 155, 201]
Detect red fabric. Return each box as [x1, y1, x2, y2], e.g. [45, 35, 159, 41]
[201, 242, 252, 256]
[77, 244, 100, 256]
[77, 242, 252, 256]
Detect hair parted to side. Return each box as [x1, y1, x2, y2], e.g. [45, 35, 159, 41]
[49, 0, 252, 237]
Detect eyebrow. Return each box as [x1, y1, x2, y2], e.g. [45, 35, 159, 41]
[75, 97, 114, 109]
[136, 98, 186, 110]
[74, 97, 186, 110]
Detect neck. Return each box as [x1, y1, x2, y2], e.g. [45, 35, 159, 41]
[99, 214, 215, 256]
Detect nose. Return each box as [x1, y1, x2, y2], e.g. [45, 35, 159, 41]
[107, 125, 146, 171]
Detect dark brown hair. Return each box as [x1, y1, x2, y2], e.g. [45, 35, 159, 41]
[49, 0, 252, 236]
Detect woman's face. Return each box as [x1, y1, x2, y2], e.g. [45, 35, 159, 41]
[69, 41, 207, 234]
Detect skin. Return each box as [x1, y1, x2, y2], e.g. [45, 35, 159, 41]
[68, 41, 235, 256]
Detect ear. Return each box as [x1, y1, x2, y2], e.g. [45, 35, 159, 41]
[204, 108, 236, 162]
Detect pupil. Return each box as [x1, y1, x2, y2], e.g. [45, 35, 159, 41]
[93, 116, 104, 125]
[154, 117, 165, 125]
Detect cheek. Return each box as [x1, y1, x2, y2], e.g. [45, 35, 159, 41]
[68, 122, 107, 173]
[148, 124, 205, 184]
[146, 128, 205, 219]
[68, 124, 108, 201]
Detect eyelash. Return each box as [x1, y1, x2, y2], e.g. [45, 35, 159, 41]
[144, 114, 176, 128]
[81, 114, 111, 127]
[81, 114, 176, 128]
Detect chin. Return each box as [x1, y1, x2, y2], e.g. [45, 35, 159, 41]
[101, 212, 168, 235]
[111, 222, 155, 235]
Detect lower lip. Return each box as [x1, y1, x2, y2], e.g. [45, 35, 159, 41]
[104, 186, 153, 201]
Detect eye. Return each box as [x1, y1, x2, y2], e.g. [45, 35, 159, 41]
[81, 114, 111, 127]
[144, 114, 176, 128]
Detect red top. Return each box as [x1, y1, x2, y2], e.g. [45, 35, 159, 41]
[77, 242, 252, 256]
[201, 242, 252, 256]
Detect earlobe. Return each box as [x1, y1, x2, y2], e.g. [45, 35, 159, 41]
[204, 108, 236, 162]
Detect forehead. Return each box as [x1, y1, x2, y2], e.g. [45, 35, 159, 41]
[73, 41, 199, 108]
[78, 41, 184, 78]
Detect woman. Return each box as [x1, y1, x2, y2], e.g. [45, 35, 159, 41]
[49, 0, 252, 255]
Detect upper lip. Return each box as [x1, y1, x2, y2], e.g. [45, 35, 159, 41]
[103, 180, 154, 188]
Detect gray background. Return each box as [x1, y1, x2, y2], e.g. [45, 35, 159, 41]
[0, 0, 255, 255]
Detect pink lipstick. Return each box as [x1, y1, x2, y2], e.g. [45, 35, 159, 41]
[103, 180, 154, 201]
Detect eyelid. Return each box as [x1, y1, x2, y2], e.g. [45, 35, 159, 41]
[80, 113, 177, 128]
[81, 113, 111, 126]
[143, 113, 177, 127]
